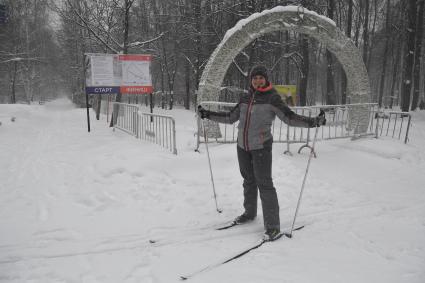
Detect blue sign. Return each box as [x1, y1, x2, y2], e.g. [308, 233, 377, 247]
[85, 87, 120, 94]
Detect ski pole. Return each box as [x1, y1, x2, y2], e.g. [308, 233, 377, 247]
[202, 120, 222, 214]
[288, 124, 320, 238]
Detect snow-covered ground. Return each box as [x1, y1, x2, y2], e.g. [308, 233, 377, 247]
[1, 98, 424, 283]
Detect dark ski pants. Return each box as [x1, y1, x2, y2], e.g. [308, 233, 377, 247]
[237, 145, 280, 230]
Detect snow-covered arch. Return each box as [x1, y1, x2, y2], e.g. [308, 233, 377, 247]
[199, 6, 371, 134]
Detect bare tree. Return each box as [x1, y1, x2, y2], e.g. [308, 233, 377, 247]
[362, 0, 370, 66]
[411, 0, 424, 110]
[341, 0, 353, 105]
[377, 0, 391, 107]
[0, 0, 59, 104]
[400, 0, 417, 112]
[45, 0, 419, 112]
[326, 0, 336, 105]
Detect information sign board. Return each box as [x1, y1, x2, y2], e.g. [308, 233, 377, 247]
[119, 55, 153, 94]
[85, 53, 152, 95]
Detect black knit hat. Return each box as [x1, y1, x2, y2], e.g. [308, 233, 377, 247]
[250, 65, 269, 82]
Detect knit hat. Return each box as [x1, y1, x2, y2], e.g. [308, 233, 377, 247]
[250, 65, 269, 82]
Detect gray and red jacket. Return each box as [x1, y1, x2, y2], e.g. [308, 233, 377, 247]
[207, 83, 316, 151]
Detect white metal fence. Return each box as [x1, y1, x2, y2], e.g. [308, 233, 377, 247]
[112, 102, 177, 154]
[109, 101, 411, 156]
[373, 110, 412, 144]
[196, 102, 412, 154]
[137, 112, 177, 155]
[113, 102, 139, 136]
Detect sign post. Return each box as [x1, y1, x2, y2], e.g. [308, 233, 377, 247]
[150, 93, 154, 122]
[83, 55, 91, 132]
[85, 90, 91, 132]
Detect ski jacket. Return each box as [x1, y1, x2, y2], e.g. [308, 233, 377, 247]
[208, 83, 316, 151]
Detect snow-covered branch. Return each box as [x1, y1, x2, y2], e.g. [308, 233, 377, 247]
[65, 0, 120, 54]
[270, 51, 303, 74]
[232, 58, 248, 77]
[128, 32, 167, 48]
[0, 57, 46, 64]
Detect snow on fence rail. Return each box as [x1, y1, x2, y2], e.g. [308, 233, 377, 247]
[196, 102, 411, 154]
[112, 102, 177, 155]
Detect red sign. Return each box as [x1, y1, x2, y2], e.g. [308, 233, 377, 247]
[120, 86, 153, 94]
[120, 54, 153, 94]
[118, 54, 152, 61]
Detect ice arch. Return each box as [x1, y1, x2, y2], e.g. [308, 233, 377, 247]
[198, 5, 371, 134]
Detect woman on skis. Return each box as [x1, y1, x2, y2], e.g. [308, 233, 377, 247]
[198, 65, 326, 241]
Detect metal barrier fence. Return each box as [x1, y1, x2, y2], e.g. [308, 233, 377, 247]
[112, 102, 177, 155]
[196, 102, 411, 154]
[137, 112, 177, 155]
[373, 110, 412, 144]
[113, 102, 139, 136]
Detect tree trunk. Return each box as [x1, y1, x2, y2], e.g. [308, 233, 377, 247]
[184, 61, 191, 110]
[326, 0, 336, 105]
[95, 94, 101, 120]
[400, 0, 417, 112]
[273, 31, 283, 84]
[10, 61, 18, 104]
[341, 0, 353, 105]
[354, 0, 363, 47]
[347, 0, 353, 37]
[363, 0, 370, 66]
[122, 0, 132, 55]
[378, 0, 391, 107]
[389, 39, 402, 109]
[110, 0, 133, 127]
[309, 40, 319, 104]
[326, 52, 336, 105]
[299, 35, 309, 106]
[285, 31, 290, 84]
[411, 0, 424, 110]
[366, 0, 378, 70]
[193, 0, 202, 108]
[23, 0, 33, 105]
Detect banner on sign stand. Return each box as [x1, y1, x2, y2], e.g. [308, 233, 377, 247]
[85, 53, 152, 95]
[84, 53, 153, 132]
[85, 54, 121, 94]
[119, 54, 153, 94]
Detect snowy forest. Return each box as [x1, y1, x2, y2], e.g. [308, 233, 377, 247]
[0, 0, 424, 112]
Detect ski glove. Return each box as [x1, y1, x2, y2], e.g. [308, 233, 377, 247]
[314, 110, 326, 127]
[197, 105, 210, 119]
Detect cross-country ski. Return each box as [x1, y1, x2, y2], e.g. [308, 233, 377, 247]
[180, 237, 276, 281]
[180, 226, 304, 280]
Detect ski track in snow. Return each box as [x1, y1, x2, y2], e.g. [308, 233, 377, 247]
[0, 99, 424, 282]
